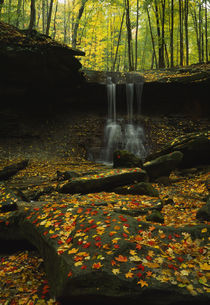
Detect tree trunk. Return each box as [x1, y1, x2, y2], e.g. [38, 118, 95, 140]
[154, 0, 162, 68]
[135, 0, 139, 70]
[179, 0, 183, 66]
[72, 0, 87, 48]
[16, 0, 22, 27]
[205, 0, 208, 62]
[170, 0, 174, 67]
[146, 6, 157, 69]
[112, 8, 125, 71]
[160, 0, 165, 68]
[29, 0, 36, 30]
[42, 0, 45, 33]
[52, 0, 58, 39]
[184, 0, 189, 65]
[125, 0, 134, 71]
[46, 0, 54, 35]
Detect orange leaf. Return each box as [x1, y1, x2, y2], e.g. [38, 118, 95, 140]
[115, 255, 128, 262]
[92, 262, 103, 269]
[125, 271, 134, 278]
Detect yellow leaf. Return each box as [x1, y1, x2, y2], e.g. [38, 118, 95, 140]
[201, 228, 207, 233]
[112, 268, 120, 275]
[68, 248, 78, 254]
[200, 263, 210, 271]
[137, 279, 148, 287]
[125, 271, 134, 278]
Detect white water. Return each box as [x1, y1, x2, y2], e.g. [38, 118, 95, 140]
[100, 78, 146, 163]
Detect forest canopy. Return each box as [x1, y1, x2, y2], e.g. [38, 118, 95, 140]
[0, 0, 209, 71]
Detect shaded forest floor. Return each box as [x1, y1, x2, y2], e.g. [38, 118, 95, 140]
[0, 114, 209, 304]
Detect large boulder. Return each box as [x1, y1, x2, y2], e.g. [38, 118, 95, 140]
[143, 151, 183, 181]
[114, 182, 159, 197]
[0, 201, 209, 305]
[145, 132, 210, 168]
[196, 197, 210, 222]
[58, 168, 148, 194]
[113, 150, 143, 168]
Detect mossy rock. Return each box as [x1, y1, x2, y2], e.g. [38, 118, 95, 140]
[113, 150, 143, 168]
[114, 182, 159, 197]
[146, 210, 164, 223]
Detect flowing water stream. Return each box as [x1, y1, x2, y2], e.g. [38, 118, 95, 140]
[100, 77, 146, 164]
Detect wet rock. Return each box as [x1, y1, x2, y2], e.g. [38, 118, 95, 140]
[145, 132, 210, 168]
[0, 184, 19, 212]
[113, 150, 143, 168]
[57, 170, 80, 181]
[58, 168, 148, 194]
[146, 211, 164, 223]
[143, 151, 183, 181]
[0, 160, 29, 181]
[114, 182, 159, 197]
[196, 197, 210, 222]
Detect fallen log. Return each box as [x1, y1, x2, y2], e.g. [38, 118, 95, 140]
[0, 160, 29, 181]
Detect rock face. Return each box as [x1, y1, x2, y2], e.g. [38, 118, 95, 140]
[143, 151, 183, 181]
[145, 132, 210, 169]
[58, 168, 148, 194]
[113, 150, 143, 168]
[0, 21, 85, 104]
[0, 200, 209, 305]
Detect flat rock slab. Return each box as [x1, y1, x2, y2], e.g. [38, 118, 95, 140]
[58, 168, 148, 194]
[0, 201, 209, 305]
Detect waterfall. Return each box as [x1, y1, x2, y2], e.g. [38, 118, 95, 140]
[100, 78, 146, 164]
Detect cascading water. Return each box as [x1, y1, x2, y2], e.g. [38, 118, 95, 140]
[100, 77, 146, 164]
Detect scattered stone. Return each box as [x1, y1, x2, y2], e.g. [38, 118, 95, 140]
[57, 170, 80, 181]
[163, 198, 175, 206]
[58, 168, 148, 194]
[143, 151, 183, 181]
[0, 160, 29, 181]
[146, 210, 164, 223]
[114, 182, 159, 197]
[0, 184, 19, 212]
[196, 197, 210, 222]
[113, 150, 143, 168]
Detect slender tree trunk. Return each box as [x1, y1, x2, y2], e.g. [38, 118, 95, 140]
[29, 0, 36, 30]
[52, 0, 58, 39]
[42, 0, 45, 33]
[205, 0, 208, 62]
[0, 0, 4, 17]
[125, 0, 134, 71]
[147, 6, 157, 69]
[184, 0, 189, 65]
[8, 0, 12, 23]
[164, 43, 169, 68]
[198, 3, 202, 62]
[46, 0, 53, 35]
[160, 0, 165, 68]
[154, 0, 162, 68]
[112, 8, 125, 71]
[16, 0, 22, 27]
[179, 0, 183, 66]
[170, 0, 174, 67]
[72, 0, 87, 48]
[135, 0, 139, 70]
